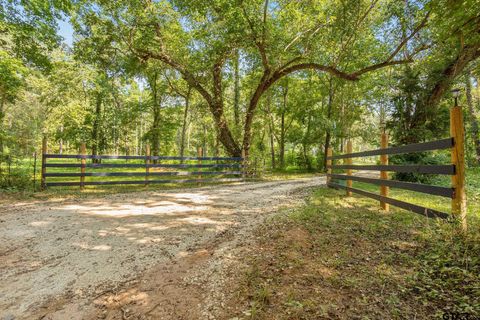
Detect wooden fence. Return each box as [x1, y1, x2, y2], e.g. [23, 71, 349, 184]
[327, 104, 467, 230]
[41, 143, 245, 189]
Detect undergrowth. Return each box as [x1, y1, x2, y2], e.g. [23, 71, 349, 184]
[234, 179, 480, 319]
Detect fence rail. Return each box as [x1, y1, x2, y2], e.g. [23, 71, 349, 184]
[326, 104, 467, 230]
[330, 164, 455, 175]
[328, 174, 454, 198]
[41, 144, 245, 189]
[327, 138, 454, 160]
[44, 154, 243, 161]
[45, 163, 242, 168]
[328, 182, 450, 219]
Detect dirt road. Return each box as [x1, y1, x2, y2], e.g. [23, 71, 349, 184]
[0, 177, 325, 319]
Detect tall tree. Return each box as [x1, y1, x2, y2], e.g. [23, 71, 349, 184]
[74, 0, 430, 156]
[465, 71, 480, 163]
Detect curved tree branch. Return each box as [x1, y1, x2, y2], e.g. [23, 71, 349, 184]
[134, 48, 214, 108]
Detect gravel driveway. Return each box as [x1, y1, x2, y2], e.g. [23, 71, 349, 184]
[0, 177, 325, 319]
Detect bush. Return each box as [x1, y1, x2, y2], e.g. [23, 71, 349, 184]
[0, 161, 33, 191]
[390, 152, 449, 184]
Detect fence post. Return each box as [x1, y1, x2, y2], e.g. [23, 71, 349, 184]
[41, 136, 47, 190]
[380, 132, 389, 211]
[198, 147, 203, 183]
[450, 104, 467, 231]
[326, 148, 332, 185]
[346, 140, 352, 196]
[80, 142, 86, 189]
[145, 144, 150, 187]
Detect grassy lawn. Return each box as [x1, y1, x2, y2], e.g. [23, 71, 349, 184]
[231, 169, 479, 319]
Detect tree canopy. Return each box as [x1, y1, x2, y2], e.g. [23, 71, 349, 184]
[1, 0, 480, 174]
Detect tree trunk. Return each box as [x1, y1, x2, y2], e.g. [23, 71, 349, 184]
[303, 114, 312, 170]
[0, 94, 5, 155]
[233, 49, 241, 131]
[279, 82, 288, 169]
[213, 107, 240, 156]
[465, 72, 480, 164]
[59, 125, 63, 154]
[265, 93, 276, 169]
[203, 124, 207, 156]
[151, 103, 161, 158]
[323, 78, 335, 171]
[280, 110, 286, 169]
[214, 131, 220, 158]
[148, 72, 161, 161]
[269, 129, 276, 169]
[91, 94, 102, 163]
[303, 143, 311, 170]
[211, 62, 241, 157]
[323, 131, 331, 172]
[180, 87, 192, 161]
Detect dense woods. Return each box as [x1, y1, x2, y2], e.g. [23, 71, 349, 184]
[1, 2, 480, 319]
[1, 0, 480, 189]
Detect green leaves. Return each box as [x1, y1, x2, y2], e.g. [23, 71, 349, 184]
[0, 49, 27, 103]
[0, 0, 72, 69]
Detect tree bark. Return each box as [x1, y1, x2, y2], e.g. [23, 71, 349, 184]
[148, 72, 162, 160]
[323, 131, 331, 172]
[465, 72, 480, 163]
[203, 124, 207, 156]
[426, 44, 480, 109]
[279, 83, 288, 169]
[211, 61, 242, 156]
[151, 103, 161, 157]
[59, 125, 63, 154]
[280, 110, 285, 169]
[91, 94, 102, 163]
[0, 93, 5, 155]
[323, 78, 335, 171]
[180, 86, 192, 161]
[265, 93, 276, 169]
[233, 49, 241, 130]
[302, 113, 312, 170]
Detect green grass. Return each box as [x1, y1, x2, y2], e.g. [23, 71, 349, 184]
[331, 167, 480, 218]
[233, 169, 480, 319]
[261, 171, 322, 181]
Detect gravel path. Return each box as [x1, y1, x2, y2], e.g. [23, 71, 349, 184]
[0, 177, 325, 319]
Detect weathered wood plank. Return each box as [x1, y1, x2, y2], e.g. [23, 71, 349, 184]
[46, 177, 244, 187]
[45, 163, 242, 168]
[44, 171, 243, 177]
[44, 154, 244, 161]
[328, 183, 450, 219]
[327, 138, 454, 160]
[329, 164, 455, 175]
[328, 174, 454, 198]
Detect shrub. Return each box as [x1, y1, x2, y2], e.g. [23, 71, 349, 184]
[0, 163, 32, 191]
[389, 152, 449, 184]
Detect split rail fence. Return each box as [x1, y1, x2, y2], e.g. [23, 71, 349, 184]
[327, 104, 467, 229]
[41, 143, 245, 189]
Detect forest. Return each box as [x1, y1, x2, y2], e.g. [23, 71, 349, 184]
[1, 0, 479, 191]
[1, 1, 480, 319]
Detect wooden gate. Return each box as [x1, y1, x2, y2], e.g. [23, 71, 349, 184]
[41, 144, 245, 189]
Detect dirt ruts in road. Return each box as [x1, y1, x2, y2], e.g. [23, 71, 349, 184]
[0, 177, 325, 319]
